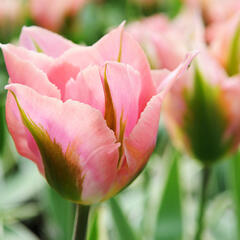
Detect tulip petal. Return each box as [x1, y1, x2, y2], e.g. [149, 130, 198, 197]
[59, 45, 102, 69]
[47, 60, 80, 100]
[116, 52, 197, 189]
[19, 26, 76, 57]
[65, 65, 105, 114]
[154, 51, 199, 94]
[115, 93, 162, 190]
[1, 44, 60, 98]
[151, 69, 170, 92]
[6, 83, 119, 203]
[94, 23, 156, 113]
[103, 62, 141, 137]
[1, 44, 54, 73]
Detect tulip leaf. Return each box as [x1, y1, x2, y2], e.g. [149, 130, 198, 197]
[183, 67, 231, 164]
[42, 186, 74, 240]
[0, 103, 6, 154]
[3, 223, 39, 240]
[230, 150, 240, 239]
[226, 23, 240, 76]
[154, 151, 183, 240]
[160, 0, 182, 18]
[0, 51, 8, 155]
[109, 198, 138, 240]
[0, 159, 44, 205]
[87, 208, 99, 240]
[87, 205, 109, 240]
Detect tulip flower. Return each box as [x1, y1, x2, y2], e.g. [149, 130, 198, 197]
[207, 13, 240, 76]
[29, 0, 87, 31]
[1, 24, 196, 205]
[0, 0, 26, 43]
[164, 52, 240, 165]
[127, 9, 203, 70]
[127, 14, 185, 70]
[0, 0, 21, 23]
[183, 0, 240, 24]
[162, 50, 240, 240]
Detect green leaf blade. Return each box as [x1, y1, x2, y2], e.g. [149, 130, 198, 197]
[154, 152, 183, 240]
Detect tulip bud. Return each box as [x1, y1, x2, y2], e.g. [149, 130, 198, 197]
[164, 53, 240, 165]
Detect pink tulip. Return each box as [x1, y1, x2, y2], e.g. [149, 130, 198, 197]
[183, 0, 240, 24]
[207, 13, 240, 76]
[127, 14, 184, 70]
[205, 0, 240, 24]
[127, 9, 204, 70]
[0, 0, 24, 28]
[2, 24, 196, 204]
[164, 51, 240, 164]
[30, 0, 87, 31]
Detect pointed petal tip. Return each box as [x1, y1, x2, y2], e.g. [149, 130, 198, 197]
[156, 50, 198, 95]
[5, 84, 18, 92]
[4, 84, 10, 90]
[119, 20, 126, 28]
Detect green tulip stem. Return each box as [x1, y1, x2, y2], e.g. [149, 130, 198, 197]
[194, 166, 211, 240]
[72, 204, 90, 240]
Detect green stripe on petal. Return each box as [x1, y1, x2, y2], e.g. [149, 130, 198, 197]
[226, 22, 240, 76]
[117, 26, 124, 62]
[32, 39, 44, 53]
[104, 64, 117, 133]
[117, 111, 126, 168]
[10, 90, 83, 202]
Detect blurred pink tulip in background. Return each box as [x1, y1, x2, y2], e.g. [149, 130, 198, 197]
[30, 0, 87, 31]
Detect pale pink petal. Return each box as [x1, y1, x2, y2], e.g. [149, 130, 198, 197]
[115, 93, 162, 190]
[126, 15, 183, 70]
[154, 51, 199, 94]
[1, 44, 54, 73]
[206, 0, 240, 23]
[196, 51, 227, 86]
[114, 51, 197, 190]
[127, 15, 169, 35]
[103, 62, 141, 136]
[59, 45, 102, 69]
[207, 14, 240, 68]
[1, 44, 60, 98]
[151, 69, 170, 91]
[5, 83, 119, 202]
[94, 23, 156, 113]
[81, 143, 119, 203]
[65, 65, 105, 114]
[19, 26, 76, 57]
[172, 8, 205, 50]
[151, 34, 184, 70]
[30, 0, 86, 32]
[30, 0, 68, 31]
[5, 91, 44, 174]
[47, 60, 80, 100]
